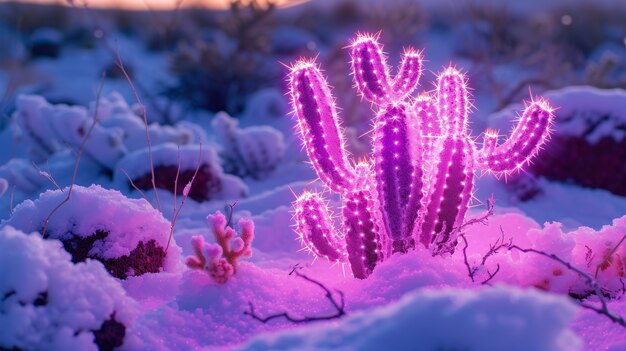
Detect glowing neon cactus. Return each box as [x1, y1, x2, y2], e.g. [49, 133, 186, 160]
[289, 32, 554, 278]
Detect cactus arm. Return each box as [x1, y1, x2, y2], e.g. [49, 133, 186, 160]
[418, 136, 474, 253]
[343, 188, 384, 279]
[350, 33, 394, 104]
[293, 191, 346, 262]
[437, 67, 469, 136]
[289, 60, 356, 193]
[391, 48, 423, 100]
[476, 99, 554, 173]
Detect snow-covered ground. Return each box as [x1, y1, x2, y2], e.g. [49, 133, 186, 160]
[1, 1, 626, 350]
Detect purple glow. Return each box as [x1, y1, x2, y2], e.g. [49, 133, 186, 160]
[289, 32, 554, 278]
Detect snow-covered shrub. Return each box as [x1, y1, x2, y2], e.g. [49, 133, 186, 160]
[489, 86, 626, 196]
[0, 226, 137, 351]
[186, 211, 255, 284]
[212, 112, 285, 179]
[94, 92, 200, 152]
[1, 185, 181, 279]
[14, 94, 126, 165]
[236, 286, 579, 351]
[463, 213, 626, 299]
[165, 1, 279, 114]
[13, 92, 203, 169]
[584, 45, 626, 89]
[516, 216, 626, 298]
[113, 143, 248, 202]
[241, 88, 289, 122]
[0, 159, 47, 195]
[28, 27, 62, 58]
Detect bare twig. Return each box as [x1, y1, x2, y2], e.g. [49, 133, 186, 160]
[456, 195, 508, 284]
[166, 143, 203, 252]
[226, 200, 239, 228]
[244, 265, 346, 324]
[31, 160, 63, 192]
[114, 45, 162, 214]
[460, 226, 512, 284]
[117, 166, 152, 206]
[173, 145, 181, 218]
[595, 233, 626, 279]
[482, 264, 501, 285]
[9, 185, 15, 214]
[458, 194, 496, 232]
[42, 73, 106, 238]
[460, 234, 474, 281]
[509, 245, 626, 328]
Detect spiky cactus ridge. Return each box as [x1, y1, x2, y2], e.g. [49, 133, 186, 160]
[289, 33, 555, 279]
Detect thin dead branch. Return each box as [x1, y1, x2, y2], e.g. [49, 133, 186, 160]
[226, 200, 239, 228]
[166, 143, 203, 252]
[114, 45, 162, 214]
[31, 160, 63, 192]
[117, 166, 152, 206]
[509, 245, 626, 328]
[42, 73, 106, 238]
[9, 185, 15, 214]
[460, 226, 512, 284]
[244, 265, 346, 324]
[595, 233, 626, 279]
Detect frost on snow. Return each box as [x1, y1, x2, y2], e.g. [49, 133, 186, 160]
[237, 286, 580, 351]
[1, 185, 182, 279]
[0, 226, 137, 351]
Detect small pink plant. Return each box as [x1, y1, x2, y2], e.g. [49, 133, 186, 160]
[186, 211, 254, 284]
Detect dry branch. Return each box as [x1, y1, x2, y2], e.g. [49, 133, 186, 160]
[42, 73, 106, 238]
[509, 245, 626, 328]
[244, 265, 346, 324]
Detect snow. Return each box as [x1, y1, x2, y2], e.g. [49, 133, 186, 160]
[212, 112, 286, 179]
[0, 2, 625, 350]
[1, 184, 181, 272]
[236, 286, 580, 351]
[14, 94, 126, 166]
[113, 143, 249, 201]
[0, 226, 137, 351]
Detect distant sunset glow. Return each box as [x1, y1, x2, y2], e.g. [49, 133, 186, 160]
[5, 0, 300, 10]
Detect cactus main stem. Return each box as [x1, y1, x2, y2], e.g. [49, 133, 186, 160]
[419, 136, 474, 253]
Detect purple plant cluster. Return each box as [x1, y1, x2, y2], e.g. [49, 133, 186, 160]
[290, 33, 554, 278]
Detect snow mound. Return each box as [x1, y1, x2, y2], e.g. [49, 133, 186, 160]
[242, 88, 289, 121]
[0, 226, 137, 351]
[236, 286, 580, 351]
[94, 92, 199, 153]
[212, 112, 285, 179]
[14, 94, 126, 166]
[1, 185, 182, 279]
[113, 143, 249, 202]
[13, 92, 203, 169]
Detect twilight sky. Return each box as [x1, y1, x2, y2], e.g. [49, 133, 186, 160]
[2, 0, 296, 10]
